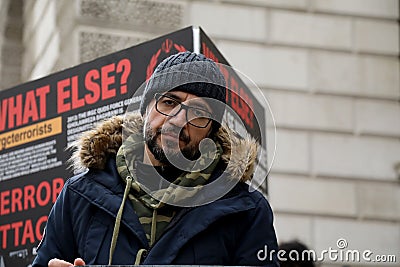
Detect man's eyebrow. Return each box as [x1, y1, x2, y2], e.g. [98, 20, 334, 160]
[165, 92, 212, 111]
[164, 92, 182, 101]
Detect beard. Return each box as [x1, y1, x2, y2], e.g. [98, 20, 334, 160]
[145, 123, 200, 165]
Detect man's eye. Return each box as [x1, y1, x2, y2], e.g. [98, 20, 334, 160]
[162, 99, 177, 106]
[192, 108, 209, 117]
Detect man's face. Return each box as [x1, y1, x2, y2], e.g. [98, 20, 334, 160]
[143, 91, 213, 166]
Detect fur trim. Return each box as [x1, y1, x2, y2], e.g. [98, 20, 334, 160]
[216, 126, 257, 182]
[69, 115, 258, 181]
[68, 116, 123, 172]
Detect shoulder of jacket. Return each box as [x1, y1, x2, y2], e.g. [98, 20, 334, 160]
[65, 170, 90, 186]
[64, 169, 104, 193]
[234, 182, 273, 210]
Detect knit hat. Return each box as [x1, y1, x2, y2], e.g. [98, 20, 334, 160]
[140, 51, 226, 125]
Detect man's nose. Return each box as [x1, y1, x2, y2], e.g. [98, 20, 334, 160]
[168, 107, 187, 127]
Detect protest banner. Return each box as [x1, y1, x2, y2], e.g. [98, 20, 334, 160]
[0, 26, 266, 266]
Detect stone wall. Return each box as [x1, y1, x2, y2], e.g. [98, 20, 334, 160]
[0, 0, 23, 90]
[188, 1, 399, 265]
[20, 0, 186, 81]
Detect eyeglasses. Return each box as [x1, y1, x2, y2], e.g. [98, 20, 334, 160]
[154, 93, 213, 128]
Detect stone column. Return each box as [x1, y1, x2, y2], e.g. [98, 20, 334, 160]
[0, 0, 23, 90]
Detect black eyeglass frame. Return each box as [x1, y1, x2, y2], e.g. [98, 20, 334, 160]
[154, 93, 213, 128]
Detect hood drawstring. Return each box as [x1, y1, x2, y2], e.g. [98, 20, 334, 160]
[108, 175, 156, 265]
[109, 176, 132, 265]
[150, 209, 157, 246]
[135, 248, 148, 265]
[133, 209, 157, 264]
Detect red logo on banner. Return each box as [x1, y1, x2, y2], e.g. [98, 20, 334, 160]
[162, 39, 173, 53]
[146, 49, 162, 81]
[174, 44, 186, 53]
[146, 39, 187, 80]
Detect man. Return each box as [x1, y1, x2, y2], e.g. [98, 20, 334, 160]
[32, 51, 279, 266]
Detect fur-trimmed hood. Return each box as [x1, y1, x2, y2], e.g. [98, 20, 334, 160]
[69, 115, 258, 182]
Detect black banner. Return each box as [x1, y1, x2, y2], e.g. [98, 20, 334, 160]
[0, 26, 266, 266]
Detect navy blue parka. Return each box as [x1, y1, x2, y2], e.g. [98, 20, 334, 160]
[32, 115, 279, 266]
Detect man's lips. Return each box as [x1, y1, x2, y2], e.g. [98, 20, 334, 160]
[160, 132, 181, 142]
[158, 126, 190, 143]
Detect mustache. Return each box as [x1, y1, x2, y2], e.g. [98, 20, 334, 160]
[157, 125, 190, 143]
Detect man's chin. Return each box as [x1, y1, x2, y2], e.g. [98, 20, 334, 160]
[158, 147, 198, 165]
[161, 148, 180, 158]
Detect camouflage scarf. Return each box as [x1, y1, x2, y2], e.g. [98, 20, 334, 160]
[115, 132, 222, 247]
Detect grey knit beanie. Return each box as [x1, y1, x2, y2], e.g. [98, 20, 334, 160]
[140, 51, 226, 124]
